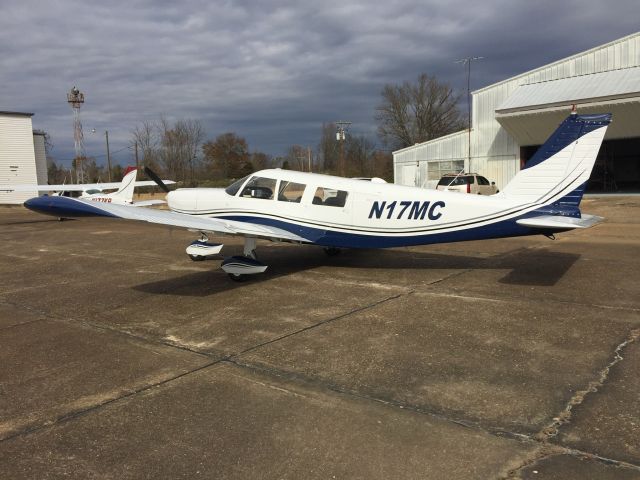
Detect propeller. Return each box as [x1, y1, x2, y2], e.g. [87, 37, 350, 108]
[144, 166, 170, 193]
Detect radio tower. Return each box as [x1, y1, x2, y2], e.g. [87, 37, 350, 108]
[67, 86, 86, 183]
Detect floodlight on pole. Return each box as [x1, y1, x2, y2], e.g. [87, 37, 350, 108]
[335, 120, 351, 176]
[67, 86, 86, 183]
[455, 56, 484, 171]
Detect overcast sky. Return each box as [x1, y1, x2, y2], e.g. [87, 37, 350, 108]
[0, 0, 638, 167]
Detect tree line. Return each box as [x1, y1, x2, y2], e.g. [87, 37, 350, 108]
[49, 73, 464, 185]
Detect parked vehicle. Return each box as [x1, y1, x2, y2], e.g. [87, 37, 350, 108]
[436, 173, 499, 195]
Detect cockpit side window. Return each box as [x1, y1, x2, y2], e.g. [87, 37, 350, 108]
[277, 181, 306, 203]
[312, 187, 348, 207]
[240, 176, 276, 200]
[225, 175, 251, 196]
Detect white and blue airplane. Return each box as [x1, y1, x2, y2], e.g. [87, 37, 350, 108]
[24, 113, 611, 281]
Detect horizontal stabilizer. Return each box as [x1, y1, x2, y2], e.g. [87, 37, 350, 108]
[517, 214, 603, 230]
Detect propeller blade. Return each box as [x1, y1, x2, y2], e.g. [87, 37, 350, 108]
[144, 166, 170, 193]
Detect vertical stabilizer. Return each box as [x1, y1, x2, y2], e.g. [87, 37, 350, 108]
[107, 167, 137, 204]
[502, 113, 611, 206]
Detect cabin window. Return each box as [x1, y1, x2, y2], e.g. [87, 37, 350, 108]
[225, 175, 251, 196]
[312, 187, 348, 207]
[240, 176, 276, 200]
[278, 181, 306, 203]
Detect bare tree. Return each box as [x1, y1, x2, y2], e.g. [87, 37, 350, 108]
[132, 120, 160, 172]
[176, 119, 205, 184]
[250, 151, 271, 171]
[345, 134, 376, 177]
[318, 122, 339, 172]
[375, 73, 464, 149]
[284, 145, 308, 171]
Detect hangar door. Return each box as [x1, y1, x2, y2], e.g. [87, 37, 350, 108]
[396, 163, 418, 187]
[521, 137, 640, 192]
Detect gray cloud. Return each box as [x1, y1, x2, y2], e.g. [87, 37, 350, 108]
[1, 0, 637, 167]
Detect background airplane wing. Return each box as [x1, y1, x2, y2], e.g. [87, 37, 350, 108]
[3, 180, 175, 192]
[24, 196, 310, 243]
[5, 184, 90, 192]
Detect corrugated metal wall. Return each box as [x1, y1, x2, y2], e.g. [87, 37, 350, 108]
[0, 114, 38, 204]
[394, 131, 468, 187]
[33, 133, 48, 185]
[394, 32, 640, 190]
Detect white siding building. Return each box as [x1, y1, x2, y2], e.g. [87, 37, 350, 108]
[394, 32, 640, 192]
[0, 111, 48, 204]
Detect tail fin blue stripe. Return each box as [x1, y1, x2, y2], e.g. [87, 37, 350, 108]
[524, 113, 611, 170]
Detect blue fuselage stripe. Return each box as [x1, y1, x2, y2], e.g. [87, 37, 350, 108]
[218, 214, 535, 248]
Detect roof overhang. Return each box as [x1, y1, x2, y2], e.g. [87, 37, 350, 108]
[495, 67, 640, 145]
[496, 97, 640, 146]
[0, 111, 34, 117]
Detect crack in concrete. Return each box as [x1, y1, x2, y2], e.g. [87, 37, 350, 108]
[536, 328, 640, 441]
[0, 359, 222, 444]
[498, 446, 640, 479]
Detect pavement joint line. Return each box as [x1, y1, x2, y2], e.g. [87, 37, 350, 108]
[536, 327, 640, 441]
[226, 357, 640, 475]
[0, 317, 47, 332]
[227, 292, 408, 359]
[410, 290, 640, 313]
[420, 288, 640, 314]
[0, 359, 223, 444]
[422, 268, 473, 287]
[225, 356, 534, 444]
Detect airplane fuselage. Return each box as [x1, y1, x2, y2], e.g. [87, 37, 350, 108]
[166, 170, 538, 249]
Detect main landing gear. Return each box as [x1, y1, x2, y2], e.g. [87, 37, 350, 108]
[186, 234, 268, 282]
[221, 237, 268, 281]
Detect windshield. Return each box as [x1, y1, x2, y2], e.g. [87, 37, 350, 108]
[437, 176, 473, 186]
[225, 175, 251, 196]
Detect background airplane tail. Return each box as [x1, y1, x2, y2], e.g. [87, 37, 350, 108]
[107, 166, 137, 204]
[502, 113, 611, 208]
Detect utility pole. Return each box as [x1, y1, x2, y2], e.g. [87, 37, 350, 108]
[105, 130, 112, 182]
[134, 140, 139, 171]
[308, 146, 312, 173]
[335, 121, 351, 177]
[455, 56, 484, 172]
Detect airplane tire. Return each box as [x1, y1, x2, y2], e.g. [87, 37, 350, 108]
[323, 247, 341, 256]
[189, 254, 206, 261]
[228, 273, 248, 282]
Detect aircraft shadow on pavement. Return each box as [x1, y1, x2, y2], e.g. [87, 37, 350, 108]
[132, 245, 580, 297]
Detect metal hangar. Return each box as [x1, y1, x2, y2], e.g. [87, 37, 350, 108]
[393, 32, 640, 192]
[0, 111, 47, 204]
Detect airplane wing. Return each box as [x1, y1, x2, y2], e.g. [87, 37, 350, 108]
[131, 199, 167, 207]
[3, 180, 175, 192]
[24, 196, 310, 243]
[516, 214, 603, 230]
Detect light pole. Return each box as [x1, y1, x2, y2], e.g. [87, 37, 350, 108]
[455, 56, 484, 172]
[91, 128, 112, 182]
